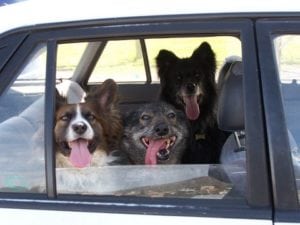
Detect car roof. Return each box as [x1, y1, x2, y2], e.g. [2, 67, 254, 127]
[0, 0, 300, 35]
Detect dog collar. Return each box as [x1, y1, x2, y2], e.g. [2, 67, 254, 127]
[195, 132, 206, 140]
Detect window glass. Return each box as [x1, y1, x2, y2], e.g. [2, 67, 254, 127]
[274, 35, 300, 200]
[146, 37, 242, 82]
[55, 37, 246, 201]
[88, 40, 146, 83]
[0, 44, 46, 193]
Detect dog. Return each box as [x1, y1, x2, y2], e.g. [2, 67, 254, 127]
[156, 42, 228, 164]
[120, 102, 189, 165]
[55, 79, 123, 168]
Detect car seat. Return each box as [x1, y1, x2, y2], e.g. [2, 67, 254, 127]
[217, 58, 246, 195]
[217, 58, 300, 195]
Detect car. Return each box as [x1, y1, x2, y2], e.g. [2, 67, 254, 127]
[0, 0, 300, 224]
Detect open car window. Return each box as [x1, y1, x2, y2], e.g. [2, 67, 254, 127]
[54, 36, 245, 200]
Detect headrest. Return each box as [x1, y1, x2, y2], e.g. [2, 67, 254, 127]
[56, 80, 86, 104]
[217, 60, 244, 131]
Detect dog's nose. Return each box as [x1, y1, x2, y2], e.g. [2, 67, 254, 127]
[72, 122, 87, 134]
[186, 82, 196, 94]
[154, 123, 169, 136]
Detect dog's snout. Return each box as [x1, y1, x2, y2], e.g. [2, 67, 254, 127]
[154, 123, 169, 136]
[72, 122, 87, 134]
[186, 82, 196, 93]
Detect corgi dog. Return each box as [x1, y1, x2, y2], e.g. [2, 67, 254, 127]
[54, 79, 122, 168]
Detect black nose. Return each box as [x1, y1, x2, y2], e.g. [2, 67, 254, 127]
[186, 82, 196, 94]
[154, 123, 169, 136]
[72, 122, 87, 134]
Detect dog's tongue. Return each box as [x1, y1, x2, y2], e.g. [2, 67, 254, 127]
[69, 139, 92, 168]
[183, 95, 200, 120]
[145, 139, 167, 165]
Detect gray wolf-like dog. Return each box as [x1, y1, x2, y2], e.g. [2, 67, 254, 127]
[121, 102, 189, 165]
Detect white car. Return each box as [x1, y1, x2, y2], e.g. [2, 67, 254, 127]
[0, 0, 300, 224]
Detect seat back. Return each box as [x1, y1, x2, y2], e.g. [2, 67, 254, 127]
[217, 60, 244, 132]
[217, 58, 246, 195]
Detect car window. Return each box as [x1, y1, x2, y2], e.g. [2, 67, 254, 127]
[88, 39, 146, 83]
[274, 35, 300, 201]
[55, 36, 246, 201]
[0, 44, 46, 193]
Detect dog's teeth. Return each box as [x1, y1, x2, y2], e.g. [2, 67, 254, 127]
[169, 136, 176, 146]
[165, 139, 170, 149]
[146, 138, 150, 145]
[142, 137, 150, 147]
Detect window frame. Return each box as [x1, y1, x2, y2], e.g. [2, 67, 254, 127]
[0, 16, 271, 219]
[256, 19, 300, 222]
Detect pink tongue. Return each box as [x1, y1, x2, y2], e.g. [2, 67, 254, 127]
[69, 139, 92, 168]
[183, 95, 200, 120]
[145, 139, 167, 165]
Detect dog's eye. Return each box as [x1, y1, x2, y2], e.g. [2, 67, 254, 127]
[60, 115, 70, 122]
[86, 113, 95, 121]
[195, 73, 201, 79]
[167, 112, 176, 119]
[177, 75, 183, 81]
[141, 114, 151, 121]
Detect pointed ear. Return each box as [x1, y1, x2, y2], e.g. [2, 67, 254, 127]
[192, 42, 216, 77]
[156, 49, 178, 78]
[55, 89, 67, 109]
[86, 79, 118, 111]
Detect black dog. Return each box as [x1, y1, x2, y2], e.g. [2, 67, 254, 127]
[120, 102, 189, 165]
[156, 42, 228, 164]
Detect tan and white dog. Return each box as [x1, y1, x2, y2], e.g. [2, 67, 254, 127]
[54, 79, 122, 168]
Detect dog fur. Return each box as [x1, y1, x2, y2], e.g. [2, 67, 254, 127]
[120, 102, 189, 165]
[55, 79, 122, 168]
[156, 42, 228, 164]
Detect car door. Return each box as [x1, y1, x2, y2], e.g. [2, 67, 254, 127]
[0, 16, 272, 224]
[256, 19, 300, 224]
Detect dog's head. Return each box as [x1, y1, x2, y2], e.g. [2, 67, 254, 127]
[55, 79, 121, 168]
[156, 42, 217, 121]
[121, 102, 189, 165]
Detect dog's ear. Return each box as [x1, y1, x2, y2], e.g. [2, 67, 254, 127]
[86, 79, 118, 111]
[192, 42, 216, 79]
[156, 50, 178, 78]
[55, 89, 67, 109]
